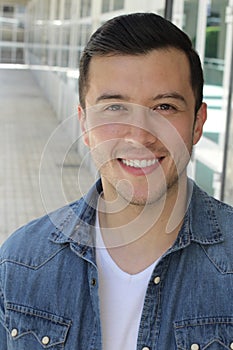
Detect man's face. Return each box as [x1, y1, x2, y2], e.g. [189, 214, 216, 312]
[79, 48, 206, 206]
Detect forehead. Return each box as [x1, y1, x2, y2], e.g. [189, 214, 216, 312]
[86, 49, 193, 103]
[88, 48, 190, 75]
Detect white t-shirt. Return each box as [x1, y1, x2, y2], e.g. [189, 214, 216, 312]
[95, 214, 159, 350]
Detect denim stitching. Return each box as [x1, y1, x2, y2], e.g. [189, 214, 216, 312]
[0, 245, 68, 270]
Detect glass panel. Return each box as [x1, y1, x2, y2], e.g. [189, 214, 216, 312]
[182, 0, 199, 45]
[63, 26, 70, 45]
[202, 0, 227, 147]
[180, 0, 229, 199]
[2, 22, 13, 41]
[195, 160, 214, 196]
[202, 0, 228, 199]
[77, 23, 91, 48]
[113, 0, 125, 11]
[2, 6, 14, 42]
[64, 0, 72, 19]
[16, 47, 24, 63]
[17, 23, 24, 42]
[2, 48, 11, 62]
[204, 0, 227, 87]
[80, 0, 91, 17]
[61, 49, 69, 67]
[102, 0, 110, 13]
[3, 5, 14, 18]
[102, 0, 125, 12]
[56, 0, 61, 19]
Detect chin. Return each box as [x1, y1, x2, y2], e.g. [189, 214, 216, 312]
[117, 184, 168, 207]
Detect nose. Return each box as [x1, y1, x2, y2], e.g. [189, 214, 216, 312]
[124, 106, 157, 147]
[125, 126, 156, 148]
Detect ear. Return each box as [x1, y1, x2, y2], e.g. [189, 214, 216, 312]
[78, 105, 90, 147]
[193, 102, 207, 145]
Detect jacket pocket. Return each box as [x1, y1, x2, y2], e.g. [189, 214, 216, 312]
[5, 303, 71, 349]
[174, 317, 233, 350]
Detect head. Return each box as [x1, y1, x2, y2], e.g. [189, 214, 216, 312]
[79, 12, 203, 114]
[78, 12, 207, 209]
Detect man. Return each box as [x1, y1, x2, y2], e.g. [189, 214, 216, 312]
[1, 12, 233, 350]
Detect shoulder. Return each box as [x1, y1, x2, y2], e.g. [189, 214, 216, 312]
[190, 182, 233, 271]
[0, 197, 84, 266]
[178, 181, 233, 274]
[0, 179, 101, 266]
[191, 181, 233, 221]
[188, 180, 233, 244]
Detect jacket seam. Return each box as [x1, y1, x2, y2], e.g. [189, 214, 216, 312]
[0, 245, 69, 270]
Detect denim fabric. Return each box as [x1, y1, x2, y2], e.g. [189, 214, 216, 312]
[1, 179, 233, 349]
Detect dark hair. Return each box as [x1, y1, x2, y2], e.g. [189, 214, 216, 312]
[79, 12, 203, 113]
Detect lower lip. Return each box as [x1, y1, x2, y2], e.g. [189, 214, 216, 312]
[118, 159, 162, 176]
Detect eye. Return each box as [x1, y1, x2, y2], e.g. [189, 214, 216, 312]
[153, 103, 178, 116]
[105, 104, 127, 112]
[156, 104, 174, 111]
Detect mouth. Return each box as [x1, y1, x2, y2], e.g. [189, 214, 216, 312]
[121, 158, 159, 168]
[118, 157, 164, 175]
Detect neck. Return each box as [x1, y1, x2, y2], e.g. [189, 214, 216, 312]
[97, 176, 189, 273]
[99, 176, 189, 243]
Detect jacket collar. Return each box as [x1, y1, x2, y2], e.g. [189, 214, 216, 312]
[171, 180, 224, 253]
[49, 179, 102, 246]
[49, 179, 224, 253]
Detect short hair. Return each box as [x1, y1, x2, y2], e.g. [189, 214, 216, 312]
[79, 12, 203, 113]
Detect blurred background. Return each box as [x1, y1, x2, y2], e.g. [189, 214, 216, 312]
[1, 0, 233, 243]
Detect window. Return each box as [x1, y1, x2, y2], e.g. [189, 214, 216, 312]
[64, 0, 72, 19]
[102, 0, 110, 12]
[204, 0, 227, 87]
[102, 0, 124, 13]
[113, 0, 124, 11]
[80, 0, 91, 18]
[3, 5, 14, 17]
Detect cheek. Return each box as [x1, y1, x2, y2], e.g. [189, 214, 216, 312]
[87, 125, 122, 166]
[162, 119, 194, 155]
[88, 124, 123, 147]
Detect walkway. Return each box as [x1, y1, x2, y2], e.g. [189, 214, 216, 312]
[0, 68, 94, 245]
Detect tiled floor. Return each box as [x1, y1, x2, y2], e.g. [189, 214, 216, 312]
[0, 69, 94, 245]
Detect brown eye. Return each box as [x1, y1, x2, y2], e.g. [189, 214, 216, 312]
[154, 104, 177, 115]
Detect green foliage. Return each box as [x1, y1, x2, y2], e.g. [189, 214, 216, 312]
[205, 26, 220, 58]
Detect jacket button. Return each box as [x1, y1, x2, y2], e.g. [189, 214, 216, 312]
[91, 278, 97, 286]
[11, 328, 18, 337]
[42, 336, 50, 345]
[142, 347, 150, 350]
[153, 276, 161, 285]
[230, 343, 233, 349]
[191, 344, 199, 350]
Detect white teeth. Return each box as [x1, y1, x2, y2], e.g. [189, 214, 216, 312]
[121, 158, 158, 168]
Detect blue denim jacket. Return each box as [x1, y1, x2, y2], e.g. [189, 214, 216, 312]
[1, 179, 233, 350]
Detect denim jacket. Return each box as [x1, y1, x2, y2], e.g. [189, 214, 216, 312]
[1, 179, 233, 350]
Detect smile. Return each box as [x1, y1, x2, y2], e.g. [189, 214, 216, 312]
[121, 158, 159, 168]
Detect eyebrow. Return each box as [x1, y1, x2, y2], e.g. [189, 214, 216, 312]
[152, 92, 187, 106]
[95, 92, 187, 105]
[95, 93, 130, 104]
